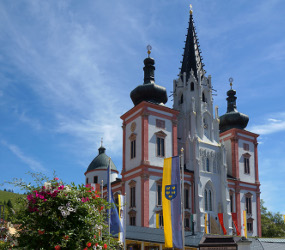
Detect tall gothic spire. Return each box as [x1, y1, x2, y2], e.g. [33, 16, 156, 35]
[180, 9, 204, 81]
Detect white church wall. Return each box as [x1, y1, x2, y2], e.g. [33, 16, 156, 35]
[148, 175, 162, 228]
[125, 116, 142, 171]
[224, 139, 232, 176]
[148, 114, 172, 167]
[85, 170, 117, 185]
[240, 190, 257, 237]
[238, 139, 255, 183]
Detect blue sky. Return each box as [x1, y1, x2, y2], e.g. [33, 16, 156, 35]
[0, 0, 285, 214]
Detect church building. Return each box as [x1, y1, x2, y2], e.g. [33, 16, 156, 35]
[84, 7, 261, 243]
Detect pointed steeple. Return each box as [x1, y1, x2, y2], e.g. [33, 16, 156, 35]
[180, 8, 204, 81]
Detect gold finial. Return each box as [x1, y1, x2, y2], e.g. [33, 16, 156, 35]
[229, 77, 234, 89]
[190, 4, 193, 15]
[146, 44, 152, 57]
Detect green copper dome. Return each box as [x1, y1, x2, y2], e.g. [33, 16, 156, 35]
[86, 146, 117, 172]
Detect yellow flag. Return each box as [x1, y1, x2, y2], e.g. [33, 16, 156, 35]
[243, 210, 247, 238]
[283, 215, 285, 223]
[205, 213, 208, 234]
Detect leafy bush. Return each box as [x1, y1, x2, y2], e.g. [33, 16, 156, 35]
[8, 173, 119, 250]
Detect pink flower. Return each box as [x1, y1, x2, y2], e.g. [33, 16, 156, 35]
[87, 242, 92, 247]
[54, 245, 61, 250]
[58, 185, 64, 190]
[54, 177, 59, 180]
[103, 243, 107, 249]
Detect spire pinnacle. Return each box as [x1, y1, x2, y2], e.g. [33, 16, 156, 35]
[180, 7, 204, 81]
[147, 44, 152, 58]
[101, 137, 103, 147]
[229, 77, 234, 90]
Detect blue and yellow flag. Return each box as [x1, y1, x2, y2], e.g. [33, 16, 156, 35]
[162, 156, 182, 249]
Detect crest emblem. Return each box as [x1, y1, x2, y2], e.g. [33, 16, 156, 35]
[165, 185, 177, 200]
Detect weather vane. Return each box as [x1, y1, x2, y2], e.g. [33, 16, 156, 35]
[229, 77, 234, 89]
[190, 4, 193, 14]
[147, 44, 152, 58]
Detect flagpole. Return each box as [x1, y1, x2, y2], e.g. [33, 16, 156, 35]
[124, 192, 127, 250]
[108, 157, 111, 238]
[181, 148, 185, 250]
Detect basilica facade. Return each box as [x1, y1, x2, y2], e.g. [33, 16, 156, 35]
[84, 10, 261, 238]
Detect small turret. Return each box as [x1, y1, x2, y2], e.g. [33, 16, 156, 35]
[219, 79, 249, 133]
[130, 45, 168, 106]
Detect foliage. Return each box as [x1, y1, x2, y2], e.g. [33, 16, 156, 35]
[261, 199, 285, 237]
[5, 173, 120, 250]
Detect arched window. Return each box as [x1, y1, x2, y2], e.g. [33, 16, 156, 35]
[191, 82, 194, 91]
[180, 94, 184, 104]
[205, 182, 213, 212]
[204, 189, 208, 211]
[206, 158, 210, 172]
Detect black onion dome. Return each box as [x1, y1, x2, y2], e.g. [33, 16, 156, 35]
[86, 146, 117, 172]
[219, 89, 249, 133]
[130, 56, 168, 106]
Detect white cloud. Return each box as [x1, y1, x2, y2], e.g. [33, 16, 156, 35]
[249, 113, 285, 135]
[1, 140, 46, 172]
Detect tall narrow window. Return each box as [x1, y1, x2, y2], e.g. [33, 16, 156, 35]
[180, 94, 183, 104]
[184, 186, 190, 209]
[191, 82, 194, 91]
[129, 180, 136, 208]
[230, 193, 234, 213]
[157, 137, 165, 157]
[244, 157, 250, 174]
[209, 190, 212, 211]
[86, 178, 88, 184]
[206, 158, 210, 172]
[204, 189, 208, 211]
[131, 139, 136, 159]
[202, 92, 207, 103]
[129, 133, 137, 159]
[93, 176, 98, 184]
[246, 196, 252, 215]
[159, 213, 163, 227]
[157, 184, 162, 206]
[130, 186, 136, 207]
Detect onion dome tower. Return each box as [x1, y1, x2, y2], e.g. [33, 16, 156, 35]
[219, 79, 249, 133]
[130, 46, 168, 106]
[84, 139, 118, 184]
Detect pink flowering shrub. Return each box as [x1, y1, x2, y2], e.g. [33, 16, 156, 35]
[11, 173, 119, 249]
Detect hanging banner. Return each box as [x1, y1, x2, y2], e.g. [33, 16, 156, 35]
[231, 213, 240, 236]
[242, 210, 247, 238]
[218, 213, 227, 235]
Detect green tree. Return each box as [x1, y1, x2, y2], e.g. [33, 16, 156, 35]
[261, 199, 285, 237]
[7, 199, 13, 208]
